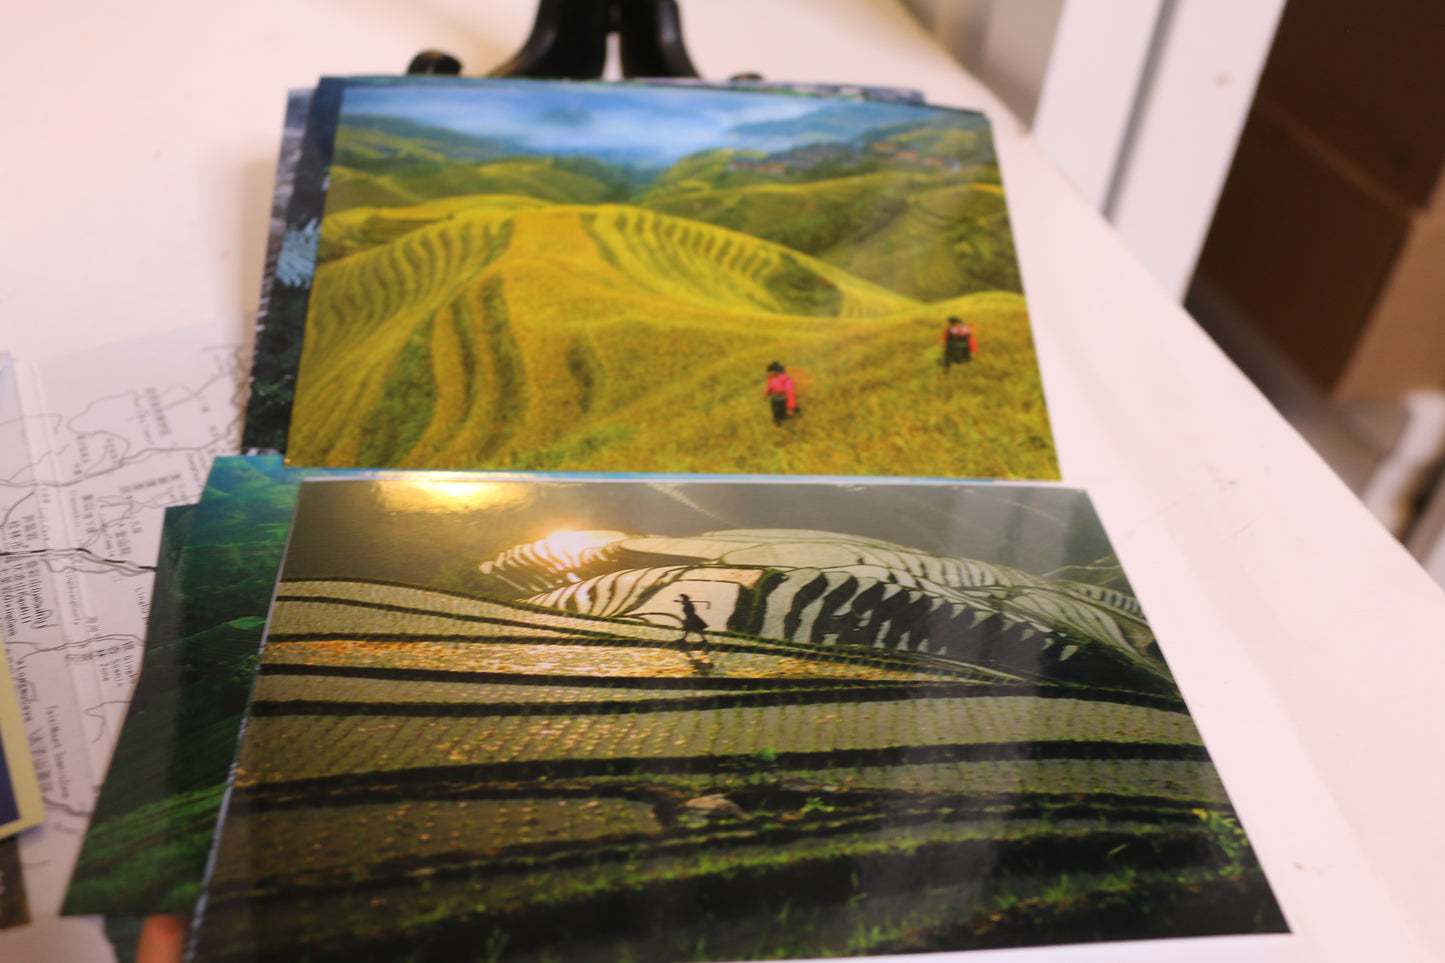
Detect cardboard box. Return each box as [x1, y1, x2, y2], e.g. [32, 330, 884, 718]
[1192, 0, 1445, 402]
[1255, 0, 1445, 211]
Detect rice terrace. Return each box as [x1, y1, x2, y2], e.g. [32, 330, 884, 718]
[281, 81, 1058, 477]
[192, 478, 1284, 961]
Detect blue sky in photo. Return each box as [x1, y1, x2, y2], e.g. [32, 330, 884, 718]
[338, 80, 955, 167]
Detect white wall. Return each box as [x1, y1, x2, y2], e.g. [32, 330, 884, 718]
[902, 0, 1061, 123]
[1104, 1, 1287, 298]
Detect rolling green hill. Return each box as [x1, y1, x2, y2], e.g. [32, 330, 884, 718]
[323, 166, 422, 212]
[324, 158, 624, 217]
[325, 143, 1020, 301]
[638, 147, 771, 196]
[334, 114, 519, 171]
[825, 180, 1020, 300]
[316, 194, 550, 263]
[641, 169, 1019, 299]
[287, 200, 1055, 477]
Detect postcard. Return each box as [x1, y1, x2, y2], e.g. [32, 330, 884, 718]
[242, 78, 935, 457]
[191, 475, 1283, 961]
[0, 632, 42, 842]
[64, 458, 322, 915]
[249, 78, 1057, 478]
[63, 503, 197, 915]
[0, 626, 40, 930]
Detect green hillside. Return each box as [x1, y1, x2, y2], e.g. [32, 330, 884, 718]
[324, 166, 421, 212]
[325, 140, 1020, 301]
[334, 114, 517, 172]
[333, 126, 450, 172]
[825, 180, 1020, 299]
[287, 200, 1055, 477]
[638, 147, 771, 196]
[642, 170, 1020, 300]
[889, 124, 991, 160]
[325, 158, 623, 216]
[317, 194, 549, 263]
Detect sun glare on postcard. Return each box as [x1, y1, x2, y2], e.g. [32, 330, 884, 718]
[376, 479, 533, 514]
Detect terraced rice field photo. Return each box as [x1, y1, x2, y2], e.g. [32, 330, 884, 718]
[192, 477, 1285, 961]
[279, 81, 1058, 478]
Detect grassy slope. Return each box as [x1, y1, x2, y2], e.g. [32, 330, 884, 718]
[287, 199, 1055, 478]
[325, 159, 619, 218]
[316, 194, 548, 263]
[641, 168, 1021, 300]
[64, 784, 225, 913]
[824, 181, 1020, 300]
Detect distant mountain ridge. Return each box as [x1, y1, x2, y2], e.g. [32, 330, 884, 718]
[729, 100, 985, 142]
[335, 113, 524, 170]
[332, 109, 996, 188]
[323, 114, 1020, 301]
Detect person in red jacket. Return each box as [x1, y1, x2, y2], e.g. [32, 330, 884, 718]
[765, 362, 797, 426]
[942, 316, 977, 372]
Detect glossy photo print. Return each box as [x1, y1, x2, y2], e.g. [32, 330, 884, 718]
[240, 78, 931, 456]
[279, 80, 1058, 478]
[0, 633, 42, 842]
[65, 457, 335, 915]
[192, 476, 1283, 962]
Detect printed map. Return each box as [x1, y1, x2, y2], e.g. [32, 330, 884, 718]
[0, 322, 242, 914]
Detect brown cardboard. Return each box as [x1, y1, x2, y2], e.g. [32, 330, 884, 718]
[1195, 105, 1410, 390]
[1195, 0, 1445, 403]
[1257, 0, 1445, 210]
[1335, 208, 1445, 400]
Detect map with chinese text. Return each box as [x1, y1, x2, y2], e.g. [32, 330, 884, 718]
[0, 322, 242, 915]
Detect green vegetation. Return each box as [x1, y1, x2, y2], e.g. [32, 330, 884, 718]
[326, 158, 626, 218]
[641, 169, 1019, 301]
[334, 114, 516, 172]
[64, 785, 226, 912]
[65, 457, 313, 914]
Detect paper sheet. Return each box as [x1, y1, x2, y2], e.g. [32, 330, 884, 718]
[0, 321, 243, 914]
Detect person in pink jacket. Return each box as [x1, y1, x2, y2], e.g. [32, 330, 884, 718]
[765, 362, 797, 426]
[942, 316, 977, 372]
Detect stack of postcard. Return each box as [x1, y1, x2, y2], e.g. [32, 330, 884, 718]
[61, 76, 1288, 962]
[0, 636, 42, 928]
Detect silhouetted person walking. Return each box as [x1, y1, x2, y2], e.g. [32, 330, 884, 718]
[678, 594, 709, 645]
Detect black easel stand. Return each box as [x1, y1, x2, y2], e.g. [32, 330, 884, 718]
[407, 0, 699, 80]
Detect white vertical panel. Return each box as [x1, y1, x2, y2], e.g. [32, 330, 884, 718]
[1408, 479, 1445, 589]
[1107, 0, 1286, 299]
[934, 0, 994, 68]
[972, 0, 1065, 124]
[899, 0, 993, 67]
[1032, 0, 1163, 210]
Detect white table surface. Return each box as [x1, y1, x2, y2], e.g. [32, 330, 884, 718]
[4, 1, 1445, 961]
